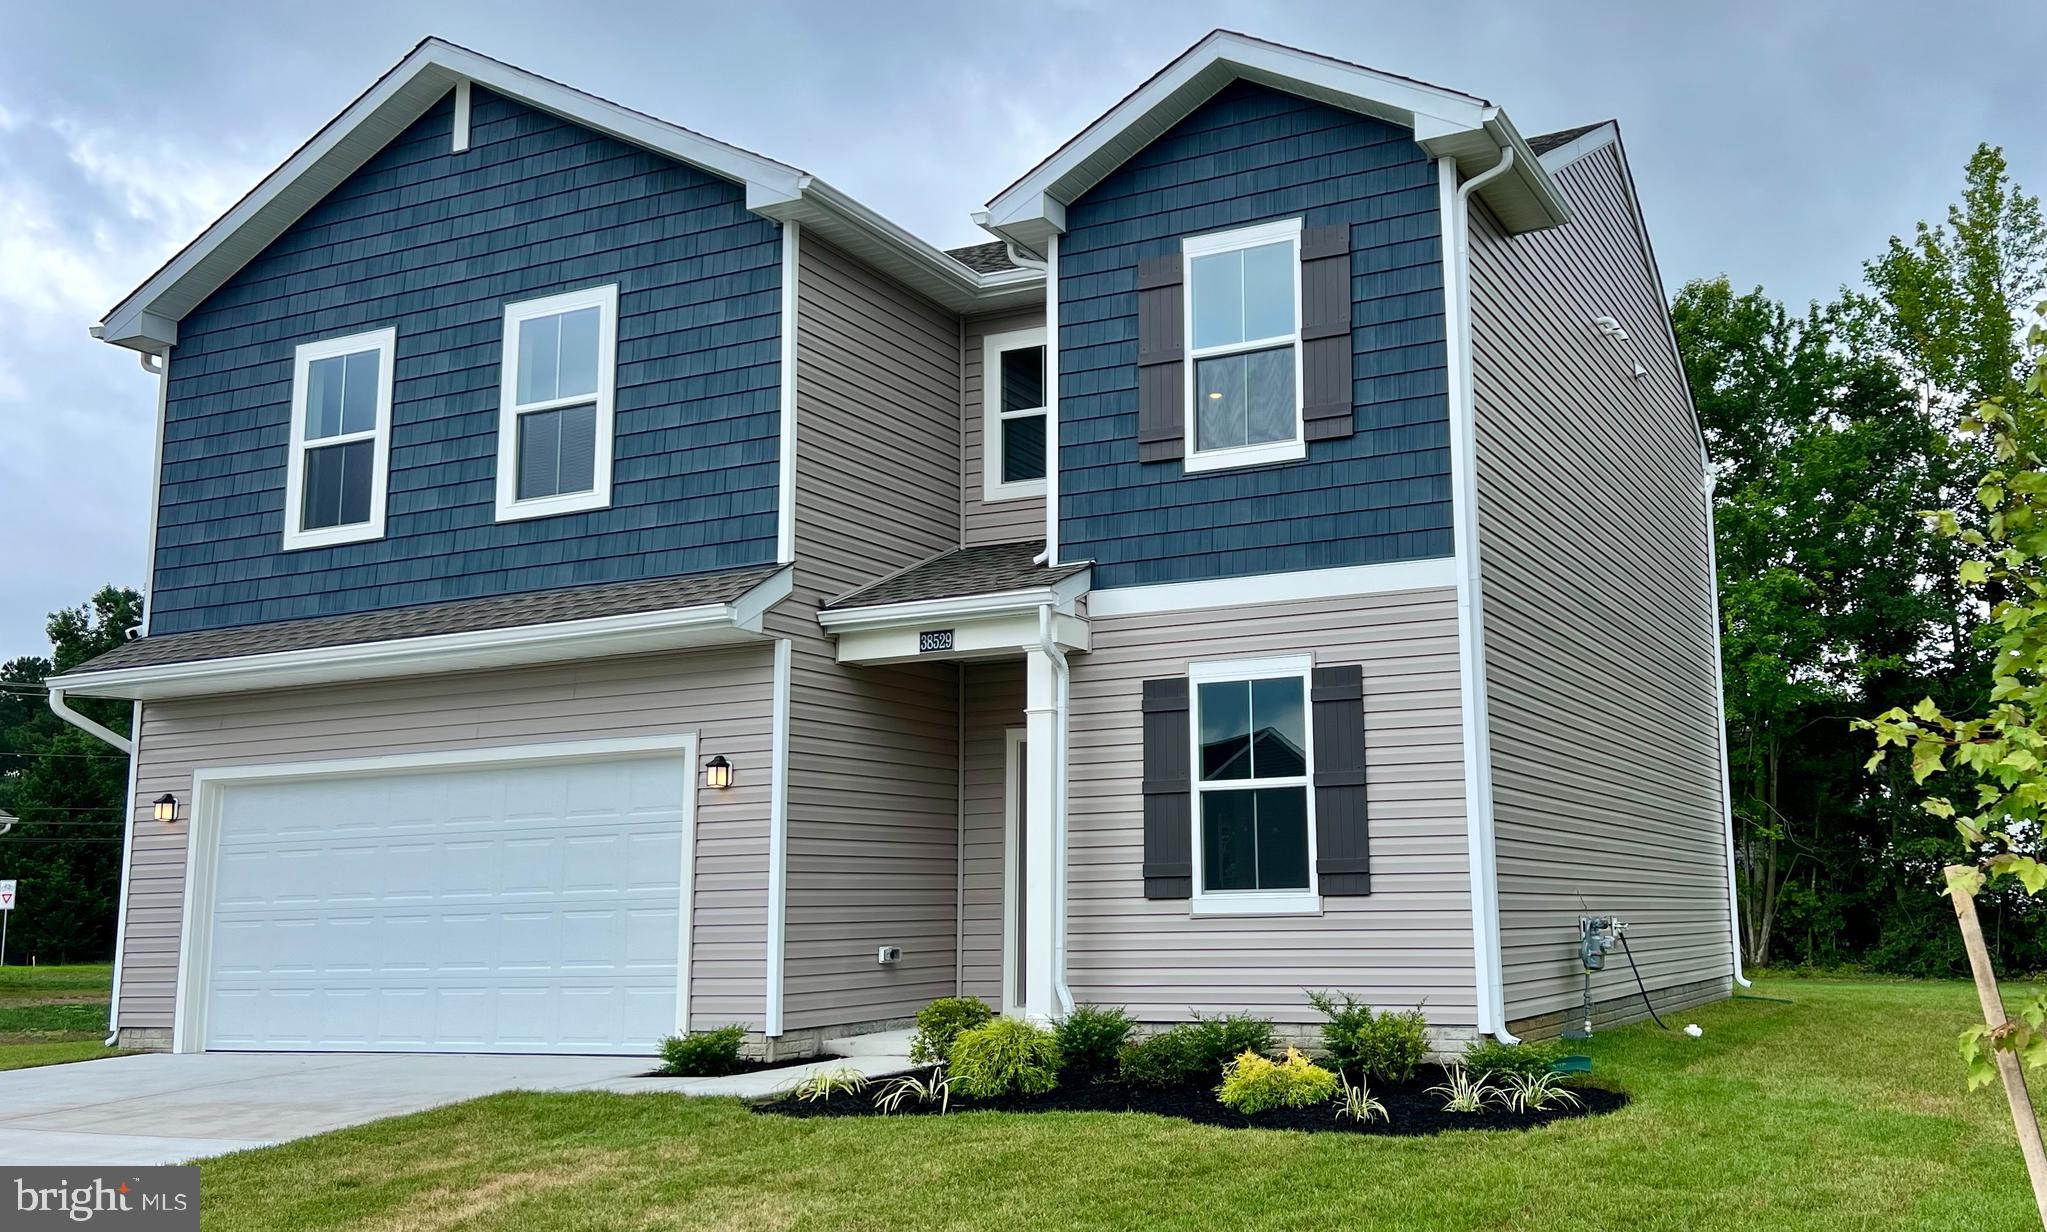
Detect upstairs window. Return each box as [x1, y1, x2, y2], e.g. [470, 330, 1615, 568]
[982, 326, 1048, 501]
[1183, 219, 1303, 473]
[1190, 654, 1318, 915]
[496, 284, 619, 521]
[283, 328, 395, 550]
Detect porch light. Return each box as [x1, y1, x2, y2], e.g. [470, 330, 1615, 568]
[704, 756, 733, 790]
[152, 793, 179, 824]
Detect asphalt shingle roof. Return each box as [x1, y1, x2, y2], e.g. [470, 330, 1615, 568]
[826, 541, 1088, 610]
[944, 241, 1020, 274]
[1527, 122, 1608, 155]
[66, 565, 786, 675]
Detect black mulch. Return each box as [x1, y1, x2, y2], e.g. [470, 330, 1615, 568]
[638, 1055, 823, 1080]
[750, 1064, 1627, 1137]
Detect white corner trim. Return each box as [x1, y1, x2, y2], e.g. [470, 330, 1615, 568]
[1439, 153, 1514, 1044]
[451, 79, 471, 153]
[170, 733, 699, 1054]
[281, 327, 396, 552]
[765, 637, 792, 1037]
[981, 325, 1049, 503]
[50, 567, 793, 701]
[776, 221, 800, 564]
[1044, 234, 1062, 563]
[105, 700, 142, 1039]
[1086, 556, 1457, 617]
[493, 283, 620, 523]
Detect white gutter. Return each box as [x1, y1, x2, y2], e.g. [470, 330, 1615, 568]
[816, 573, 1089, 632]
[1035, 604, 1074, 1014]
[47, 687, 134, 755]
[1701, 443, 1751, 988]
[1440, 147, 1520, 1044]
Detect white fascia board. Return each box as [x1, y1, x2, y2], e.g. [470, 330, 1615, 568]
[50, 568, 793, 701]
[98, 38, 808, 353]
[817, 573, 1090, 633]
[835, 612, 1090, 667]
[983, 31, 1492, 239]
[1087, 557, 1456, 617]
[1533, 121, 1619, 175]
[761, 179, 1046, 313]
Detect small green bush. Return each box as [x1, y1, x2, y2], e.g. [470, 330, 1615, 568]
[909, 996, 994, 1065]
[1306, 990, 1428, 1084]
[948, 1017, 1063, 1098]
[1463, 1038, 1563, 1081]
[1216, 1047, 1338, 1115]
[1118, 1025, 1207, 1088]
[657, 1025, 747, 1077]
[1055, 1005, 1134, 1082]
[1187, 1013, 1278, 1072]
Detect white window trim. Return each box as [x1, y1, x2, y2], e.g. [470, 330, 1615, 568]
[282, 327, 396, 551]
[981, 325, 1049, 502]
[1187, 652, 1322, 917]
[1181, 217, 1306, 474]
[494, 283, 620, 522]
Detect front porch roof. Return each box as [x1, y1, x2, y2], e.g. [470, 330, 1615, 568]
[50, 565, 791, 700]
[819, 542, 1090, 666]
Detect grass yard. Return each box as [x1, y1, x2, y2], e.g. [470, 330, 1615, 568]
[196, 978, 2035, 1231]
[0, 962, 125, 1070]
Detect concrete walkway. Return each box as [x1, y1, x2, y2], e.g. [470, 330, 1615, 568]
[0, 1034, 918, 1166]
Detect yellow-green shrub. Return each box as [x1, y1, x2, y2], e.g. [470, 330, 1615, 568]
[1215, 1046, 1338, 1114]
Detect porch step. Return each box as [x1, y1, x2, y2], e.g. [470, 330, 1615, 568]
[824, 1028, 916, 1059]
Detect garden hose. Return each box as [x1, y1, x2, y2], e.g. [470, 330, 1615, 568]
[1617, 933, 1670, 1029]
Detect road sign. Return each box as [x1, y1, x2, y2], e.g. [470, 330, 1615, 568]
[0, 881, 13, 912]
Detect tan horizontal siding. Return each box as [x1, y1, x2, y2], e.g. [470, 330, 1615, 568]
[121, 647, 774, 1035]
[1469, 140, 1734, 1026]
[962, 308, 1048, 547]
[1066, 588, 1477, 1027]
[779, 235, 963, 1031]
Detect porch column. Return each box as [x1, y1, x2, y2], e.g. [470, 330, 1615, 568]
[1021, 645, 1061, 1022]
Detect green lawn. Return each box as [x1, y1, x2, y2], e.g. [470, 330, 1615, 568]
[194, 979, 2033, 1231]
[0, 962, 126, 1070]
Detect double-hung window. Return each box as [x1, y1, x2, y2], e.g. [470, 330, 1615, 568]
[1183, 218, 1304, 472]
[982, 326, 1048, 501]
[282, 327, 395, 550]
[1189, 654, 1319, 915]
[495, 284, 619, 521]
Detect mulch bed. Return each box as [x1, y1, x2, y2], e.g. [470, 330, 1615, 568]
[637, 1054, 826, 1080]
[751, 1063, 1627, 1136]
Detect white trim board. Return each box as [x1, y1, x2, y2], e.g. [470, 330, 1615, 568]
[1086, 557, 1457, 617]
[981, 325, 1050, 503]
[493, 283, 620, 523]
[281, 327, 396, 552]
[776, 221, 800, 563]
[764, 637, 792, 1037]
[170, 733, 699, 1054]
[1180, 217, 1307, 474]
[50, 568, 793, 701]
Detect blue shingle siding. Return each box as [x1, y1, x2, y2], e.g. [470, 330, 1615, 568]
[149, 86, 782, 635]
[1058, 81, 1451, 588]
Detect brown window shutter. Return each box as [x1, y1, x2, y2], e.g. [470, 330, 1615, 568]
[1299, 224, 1354, 442]
[1311, 663, 1370, 895]
[1135, 255, 1185, 464]
[1140, 676, 1193, 898]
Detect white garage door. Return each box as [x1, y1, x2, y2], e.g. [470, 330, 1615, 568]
[202, 752, 689, 1054]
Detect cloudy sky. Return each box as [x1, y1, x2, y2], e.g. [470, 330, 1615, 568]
[0, 0, 2040, 657]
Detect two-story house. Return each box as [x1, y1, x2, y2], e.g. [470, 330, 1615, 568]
[51, 30, 1743, 1057]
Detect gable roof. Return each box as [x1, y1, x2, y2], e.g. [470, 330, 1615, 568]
[1528, 122, 1609, 155]
[979, 30, 1570, 254]
[97, 38, 1041, 352]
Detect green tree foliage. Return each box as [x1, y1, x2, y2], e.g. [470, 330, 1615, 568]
[0, 585, 140, 963]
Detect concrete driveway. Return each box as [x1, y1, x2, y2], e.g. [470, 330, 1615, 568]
[0, 1052, 650, 1166]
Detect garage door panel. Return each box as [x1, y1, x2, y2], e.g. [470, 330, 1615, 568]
[203, 752, 689, 1054]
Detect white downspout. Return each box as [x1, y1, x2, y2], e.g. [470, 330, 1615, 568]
[1700, 444, 1752, 988]
[137, 350, 169, 636]
[48, 688, 136, 1044]
[1441, 148, 1520, 1044]
[1035, 604, 1074, 1015]
[48, 688, 133, 756]
[1040, 234, 1062, 567]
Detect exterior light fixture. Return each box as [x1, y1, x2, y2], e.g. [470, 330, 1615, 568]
[153, 793, 179, 824]
[704, 756, 733, 790]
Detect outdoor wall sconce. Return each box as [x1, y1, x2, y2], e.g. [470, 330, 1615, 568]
[152, 793, 179, 824]
[704, 756, 733, 790]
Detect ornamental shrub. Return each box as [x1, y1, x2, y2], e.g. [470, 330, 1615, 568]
[909, 996, 994, 1065]
[1463, 1038, 1564, 1081]
[657, 1025, 747, 1077]
[1055, 1004, 1134, 1082]
[1216, 1047, 1339, 1115]
[948, 1017, 1063, 1098]
[1187, 1013, 1278, 1073]
[1118, 1025, 1207, 1088]
[1306, 990, 1428, 1083]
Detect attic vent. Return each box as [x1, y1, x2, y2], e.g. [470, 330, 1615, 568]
[919, 630, 955, 654]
